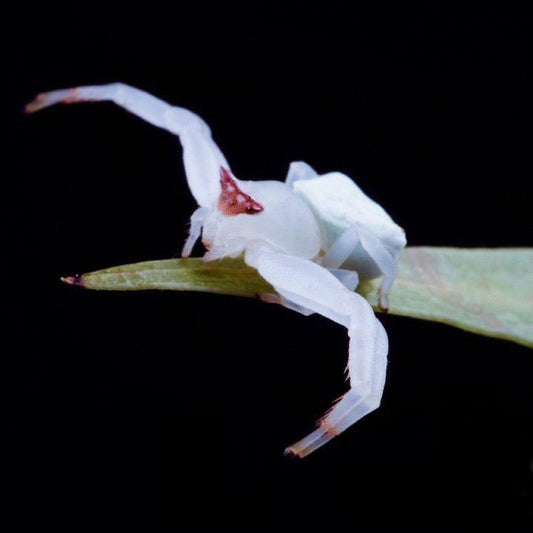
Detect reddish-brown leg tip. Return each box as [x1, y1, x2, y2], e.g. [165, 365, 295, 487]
[283, 447, 300, 459]
[24, 95, 45, 114]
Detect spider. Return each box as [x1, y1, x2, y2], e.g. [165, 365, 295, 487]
[26, 83, 406, 457]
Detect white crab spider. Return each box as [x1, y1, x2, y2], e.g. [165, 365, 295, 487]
[26, 83, 406, 458]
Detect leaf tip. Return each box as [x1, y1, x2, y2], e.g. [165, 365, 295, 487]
[61, 274, 84, 287]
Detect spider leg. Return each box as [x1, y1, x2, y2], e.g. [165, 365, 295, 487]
[181, 207, 209, 258]
[323, 223, 398, 311]
[258, 293, 315, 316]
[258, 268, 358, 314]
[356, 225, 398, 310]
[327, 268, 359, 291]
[246, 249, 388, 458]
[25, 83, 228, 207]
[203, 238, 246, 262]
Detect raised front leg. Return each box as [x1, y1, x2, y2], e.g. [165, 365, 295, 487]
[245, 248, 388, 458]
[323, 223, 398, 310]
[25, 83, 229, 208]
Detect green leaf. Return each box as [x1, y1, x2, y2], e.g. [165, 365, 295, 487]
[63, 247, 533, 348]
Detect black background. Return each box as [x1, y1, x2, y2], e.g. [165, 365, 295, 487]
[6, 5, 532, 530]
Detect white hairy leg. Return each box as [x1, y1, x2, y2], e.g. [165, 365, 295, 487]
[258, 293, 315, 316]
[289, 320, 388, 457]
[245, 249, 388, 457]
[260, 268, 358, 313]
[323, 223, 398, 310]
[357, 225, 398, 310]
[25, 83, 228, 207]
[182, 207, 209, 257]
[284, 161, 319, 187]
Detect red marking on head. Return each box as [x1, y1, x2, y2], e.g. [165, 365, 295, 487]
[217, 167, 264, 216]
